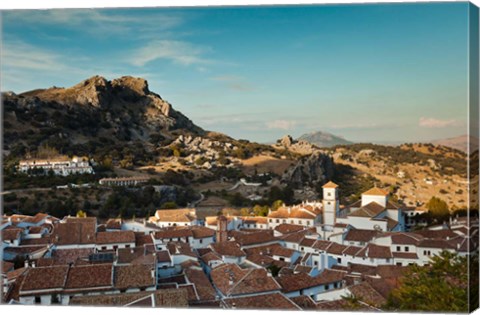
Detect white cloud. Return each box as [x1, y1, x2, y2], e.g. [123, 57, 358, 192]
[266, 120, 297, 130]
[419, 117, 459, 128]
[130, 40, 212, 67]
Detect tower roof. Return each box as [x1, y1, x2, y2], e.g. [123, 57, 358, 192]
[322, 181, 338, 189]
[362, 187, 389, 196]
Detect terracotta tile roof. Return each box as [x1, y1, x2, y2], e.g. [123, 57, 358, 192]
[19, 237, 52, 246]
[4, 273, 27, 302]
[210, 241, 246, 257]
[356, 244, 392, 259]
[268, 206, 318, 219]
[241, 216, 268, 224]
[184, 267, 216, 301]
[230, 230, 277, 246]
[276, 269, 345, 293]
[417, 239, 456, 249]
[20, 265, 69, 292]
[154, 228, 193, 239]
[326, 242, 349, 255]
[312, 240, 333, 251]
[200, 251, 222, 265]
[290, 295, 317, 310]
[294, 265, 314, 274]
[134, 233, 153, 247]
[316, 299, 377, 311]
[27, 226, 44, 234]
[117, 247, 156, 265]
[275, 223, 306, 235]
[244, 243, 296, 258]
[53, 218, 96, 245]
[323, 181, 339, 188]
[391, 233, 422, 245]
[223, 292, 300, 310]
[246, 254, 275, 267]
[415, 229, 459, 240]
[196, 248, 212, 256]
[299, 237, 316, 247]
[2, 261, 15, 274]
[65, 264, 113, 291]
[345, 229, 380, 243]
[392, 252, 419, 259]
[106, 218, 122, 230]
[49, 248, 94, 265]
[343, 245, 364, 256]
[2, 228, 22, 241]
[167, 242, 196, 257]
[3, 245, 49, 256]
[375, 265, 408, 279]
[96, 231, 135, 244]
[349, 202, 385, 218]
[156, 250, 172, 263]
[114, 264, 155, 290]
[365, 277, 399, 299]
[6, 267, 28, 281]
[191, 226, 215, 239]
[362, 187, 389, 196]
[211, 264, 280, 296]
[154, 208, 196, 223]
[348, 281, 387, 307]
[70, 288, 189, 307]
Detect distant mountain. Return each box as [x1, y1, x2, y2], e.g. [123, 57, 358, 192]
[431, 135, 479, 153]
[297, 131, 353, 148]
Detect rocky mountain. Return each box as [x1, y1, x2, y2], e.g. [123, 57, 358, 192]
[3, 75, 203, 160]
[297, 130, 353, 148]
[282, 151, 334, 188]
[431, 135, 479, 153]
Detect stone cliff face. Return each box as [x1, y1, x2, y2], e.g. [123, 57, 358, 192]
[3, 75, 204, 154]
[282, 151, 334, 187]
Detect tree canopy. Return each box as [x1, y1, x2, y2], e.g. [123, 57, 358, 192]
[386, 251, 470, 312]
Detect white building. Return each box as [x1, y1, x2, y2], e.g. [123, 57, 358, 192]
[149, 208, 198, 228]
[18, 156, 94, 176]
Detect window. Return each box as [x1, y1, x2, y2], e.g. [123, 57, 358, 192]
[35, 296, 41, 304]
[301, 247, 305, 251]
[405, 246, 409, 252]
[337, 257, 342, 264]
[328, 192, 331, 197]
[125, 245, 130, 248]
[396, 246, 401, 252]
[298, 220, 302, 225]
[306, 221, 310, 225]
[396, 262, 402, 266]
[333, 282, 338, 289]
[199, 239, 203, 244]
[269, 219, 272, 223]
[276, 219, 279, 223]
[324, 284, 330, 290]
[113, 246, 118, 251]
[283, 219, 286, 223]
[101, 246, 107, 251]
[279, 257, 285, 261]
[386, 258, 390, 263]
[314, 261, 318, 266]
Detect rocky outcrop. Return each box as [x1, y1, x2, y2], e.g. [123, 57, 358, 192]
[3, 75, 204, 152]
[276, 134, 317, 155]
[282, 151, 334, 187]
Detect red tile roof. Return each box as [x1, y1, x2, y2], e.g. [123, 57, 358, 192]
[210, 241, 246, 257]
[323, 181, 339, 189]
[344, 229, 380, 243]
[114, 264, 155, 290]
[184, 267, 216, 301]
[362, 187, 389, 196]
[20, 265, 69, 292]
[223, 293, 300, 310]
[96, 231, 135, 244]
[154, 208, 197, 223]
[211, 264, 280, 296]
[65, 264, 113, 291]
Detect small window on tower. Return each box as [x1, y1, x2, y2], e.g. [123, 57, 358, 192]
[328, 201, 331, 205]
[328, 192, 331, 196]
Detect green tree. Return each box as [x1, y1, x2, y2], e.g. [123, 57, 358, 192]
[426, 196, 449, 218]
[161, 201, 178, 209]
[271, 200, 284, 211]
[385, 251, 468, 312]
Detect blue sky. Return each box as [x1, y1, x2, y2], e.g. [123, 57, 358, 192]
[1, 3, 471, 143]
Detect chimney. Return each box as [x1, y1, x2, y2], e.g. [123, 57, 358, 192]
[32, 261, 36, 268]
[231, 302, 236, 309]
[228, 275, 234, 286]
[24, 260, 29, 268]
